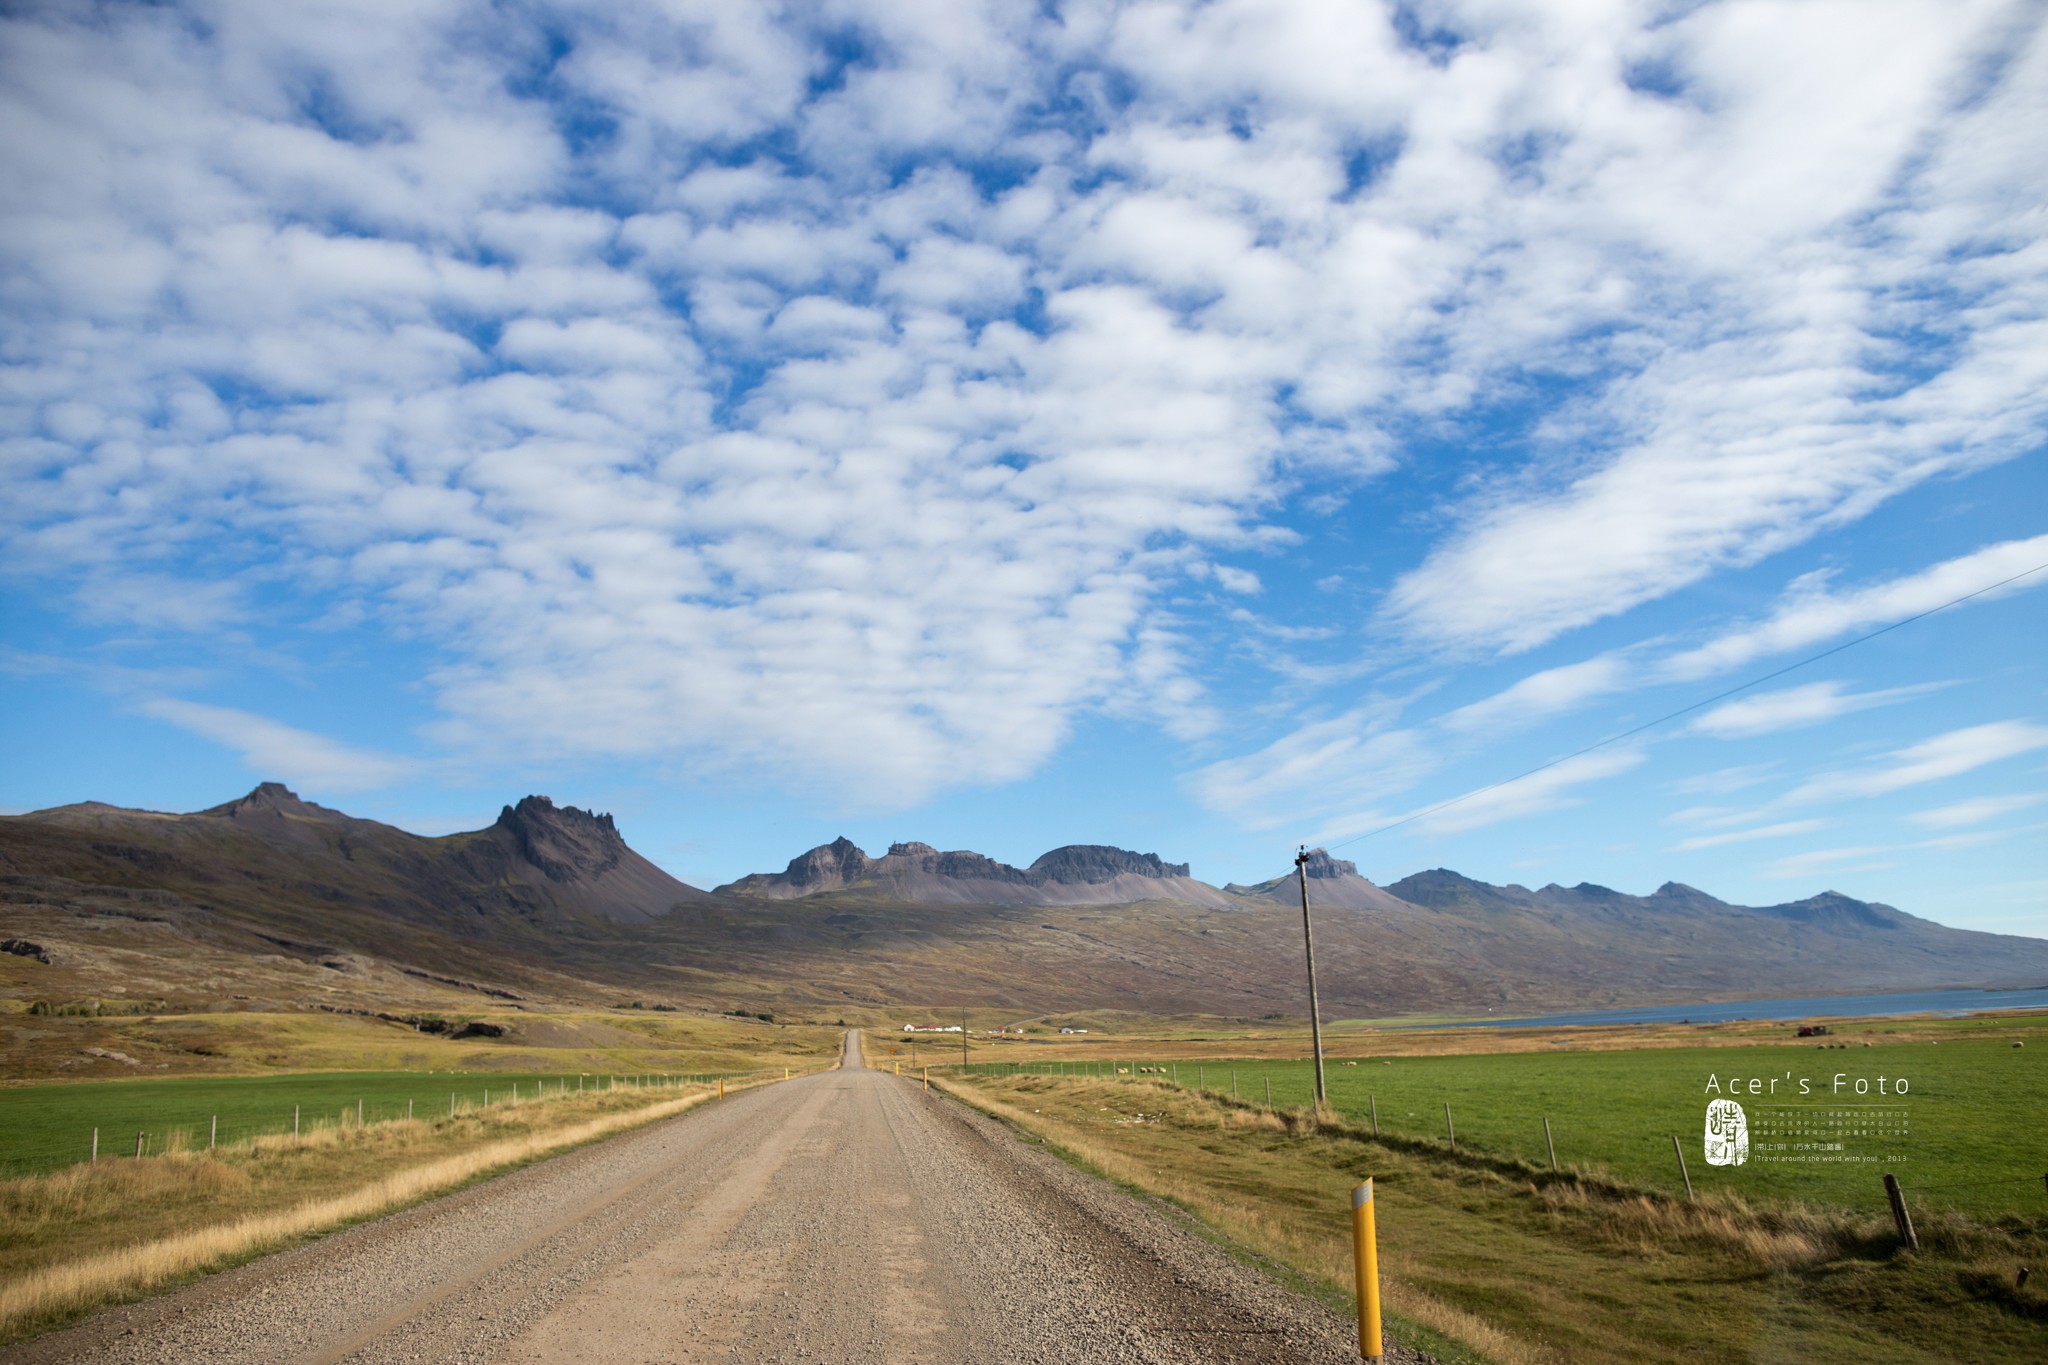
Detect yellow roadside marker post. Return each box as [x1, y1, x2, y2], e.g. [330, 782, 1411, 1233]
[1352, 1179, 1383, 1362]
[718, 1078, 725, 1100]
[922, 1067, 928, 1090]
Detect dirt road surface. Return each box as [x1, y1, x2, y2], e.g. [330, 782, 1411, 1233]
[8, 1032, 1418, 1364]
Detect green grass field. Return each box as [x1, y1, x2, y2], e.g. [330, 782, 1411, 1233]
[979, 1033, 2046, 1220]
[0, 1068, 754, 1176]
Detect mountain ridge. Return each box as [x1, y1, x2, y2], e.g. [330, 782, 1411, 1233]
[6, 786, 2047, 1020]
[714, 837, 1237, 908]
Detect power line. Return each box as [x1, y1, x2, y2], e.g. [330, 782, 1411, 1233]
[1319, 559, 2048, 855]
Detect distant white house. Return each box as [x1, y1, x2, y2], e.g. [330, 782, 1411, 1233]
[901, 1024, 963, 1032]
[1058, 1026, 1089, 1034]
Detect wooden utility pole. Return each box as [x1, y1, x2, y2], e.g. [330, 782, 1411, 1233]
[1296, 847, 1328, 1108]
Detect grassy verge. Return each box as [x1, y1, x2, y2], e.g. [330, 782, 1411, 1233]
[936, 1072, 2048, 1365]
[0, 1003, 846, 1083]
[965, 1015, 2048, 1220]
[0, 1073, 781, 1344]
[0, 1067, 769, 1177]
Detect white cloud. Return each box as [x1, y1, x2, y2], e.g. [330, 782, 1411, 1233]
[1441, 655, 1632, 734]
[1784, 721, 2048, 805]
[1662, 534, 2048, 681]
[1210, 565, 1263, 595]
[140, 699, 417, 792]
[3, 2, 2043, 809]
[1410, 749, 1647, 837]
[1673, 819, 1831, 853]
[1762, 824, 2038, 881]
[1906, 792, 2048, 829]
[1672, 763, 1782, 796]
[1689, 680, 1937, 739]
[1188, 706, 1438, 834]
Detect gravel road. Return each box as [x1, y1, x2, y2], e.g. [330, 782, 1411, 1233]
[8, 1032, 1425, 1364]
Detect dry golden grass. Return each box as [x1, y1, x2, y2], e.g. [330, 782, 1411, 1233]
[934, 1075, 1543, 1365]
[0, 1077, 776, 1342]
[938, 1072, 2048, 1365]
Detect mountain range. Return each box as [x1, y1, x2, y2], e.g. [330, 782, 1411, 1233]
[3, 784, 2045, 1020]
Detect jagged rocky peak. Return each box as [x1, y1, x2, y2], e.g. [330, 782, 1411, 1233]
[495, 795, 625, 884]
[1029, 845, 1190, 884]
[887, 841, 939, 857]
[1297, 848, 1360, 881]
[204, 781, 340, 820]
[781, 836, 873, 887]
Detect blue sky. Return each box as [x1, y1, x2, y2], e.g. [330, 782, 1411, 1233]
[2, 0, 2044, 934]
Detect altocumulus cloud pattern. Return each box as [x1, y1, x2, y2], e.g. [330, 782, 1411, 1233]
[3, 1, 2043, 805]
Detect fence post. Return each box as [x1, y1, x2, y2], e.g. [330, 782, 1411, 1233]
[1351, 1180, 1384, 1362]
[294, 1105, 300, 1138]
[1544, 1116, 1557, 1173]
[134, 1130, 144, 1159]
[1672, 1135, 1694, 1202]
[1370, 1095, 1378, 1136]
[357, 1098, 363, 1126]
[91, 1127, 97, 1166]
[210, 1114, 217, 1151]
[1232, 1070, 1238, 1099]
[1445, 1103, 1455, 1153]
[1265, 1076, 1272, 1108]
[1884, 1173, 1919, 1251]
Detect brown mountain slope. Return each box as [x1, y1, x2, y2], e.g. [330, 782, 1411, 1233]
[22, 783, 709, 930]
[1225, 849, 1419, 912]
[5, 794, 2046, 1021]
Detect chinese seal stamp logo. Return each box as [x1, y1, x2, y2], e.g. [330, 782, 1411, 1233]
[1705, 1098, 1748, 1167]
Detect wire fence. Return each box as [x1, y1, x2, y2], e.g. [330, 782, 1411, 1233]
[949, 1059, 2048, 1218]
[0, 1070, 762, 1179]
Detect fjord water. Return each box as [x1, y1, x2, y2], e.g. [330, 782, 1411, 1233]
[1440, 985, 2048, 1029]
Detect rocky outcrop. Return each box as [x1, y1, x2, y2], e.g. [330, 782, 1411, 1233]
[1029, 845, 1191, 883]
[1226, 849, 1418, 912]
[494, 796, 623, 884]
[716, 839, 1234, 907]
[485, 794, 710, 922]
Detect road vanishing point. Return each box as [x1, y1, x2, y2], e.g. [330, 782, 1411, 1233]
[7, 1031, 1395, 1364]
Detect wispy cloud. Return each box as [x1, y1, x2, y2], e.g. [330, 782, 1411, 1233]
[1782, 721, 2048, 805]
[1762, 825, 2039, 881]
[1689, 680, 1941, 739]
[1662, 534, 2048, 682]
[139, 700, 418, 793]
[1906, 792, 2048, 829]
[1189, 707, 1437, 833]
[1673, 819, 1831, 852]
[1409, 749, 1647, 837]
[1672, 763, 1783, 797]
[1440, 655, 1632, 734]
